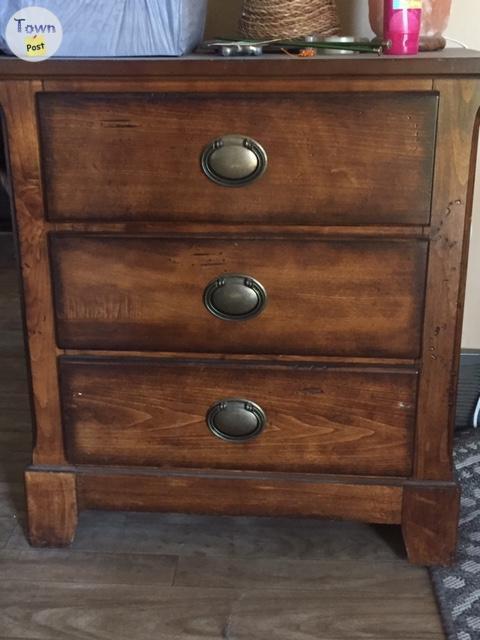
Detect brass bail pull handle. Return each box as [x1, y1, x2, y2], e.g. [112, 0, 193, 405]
[206, 399, 267, 442]
[201, 135, 268, 187]
[203, 274, 267, 321]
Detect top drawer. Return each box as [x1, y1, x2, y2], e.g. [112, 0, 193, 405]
[38, 92, 438, 225]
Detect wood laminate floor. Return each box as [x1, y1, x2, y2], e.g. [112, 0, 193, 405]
[0, 233, 445, 639]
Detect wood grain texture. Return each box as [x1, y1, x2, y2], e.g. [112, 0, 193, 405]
[25, 471, 78, 547]
[50, 235, 428, 358]
[61, 350, 418, 367]
[0, 82, 66, 465]
[402, 484, 460, 566]
[59, 358, 417, 476]
[173, 554, 432, 593]
[0, 234, 448, 638]
[0, 549, 177, 586]
[0, 581, 444, 640]
[77, 469, 403, 524]
[43, 77, 434, 94]
[50, 221, 429, 238]
[2, 64, 478, 565]
[6, 510, 406, 561]
[38, 92, 437, 225]
[415, 79, 480, 481]
[0, 48, 479, 77]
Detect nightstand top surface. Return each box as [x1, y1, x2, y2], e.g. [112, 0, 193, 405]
[0, 48, 479, 78]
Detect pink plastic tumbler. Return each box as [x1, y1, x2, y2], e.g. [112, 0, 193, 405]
[384, 0, 422, 55]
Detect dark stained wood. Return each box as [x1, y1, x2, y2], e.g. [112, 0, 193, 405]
[39, 92, 438, 225]
[61, 351, 418, 367]
[44, 77, 434, 94]
[1, 59, 479, 563]
[59, 358, 417, 476]
[77, 468, 404, 524]
[25, 470, 78, 547]
[5, 510, 403, 562]
[0, 549, 177, 585]
[0, 581, 444, 640]
[49, 221, 429, 238]
[402, 484, 460, 566]
[0, 237, 446, 637]
[50, 235, 428, 358]
[173, 554, 431, 593]
[0, 83, 66, 466]
[0, 49, 479, 77]
[415, 80, 480, 481]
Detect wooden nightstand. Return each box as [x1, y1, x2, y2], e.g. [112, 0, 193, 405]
[1, 51, 479, 565]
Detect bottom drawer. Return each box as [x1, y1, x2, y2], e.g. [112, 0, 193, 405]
[59, 358, 417, 476]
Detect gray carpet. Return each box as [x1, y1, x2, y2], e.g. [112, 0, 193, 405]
[431, 431, 480, 640]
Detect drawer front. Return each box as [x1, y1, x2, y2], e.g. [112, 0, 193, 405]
[39, 92, 437, 225]
[60, 358, 417, 476]
[50, 235, 428, 358]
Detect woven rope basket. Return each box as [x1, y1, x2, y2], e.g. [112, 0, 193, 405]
[239, 0, 340, 40]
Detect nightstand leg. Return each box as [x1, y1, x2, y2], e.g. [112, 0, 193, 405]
[402, 484, 460, 566]
[25, 470, 78, 547]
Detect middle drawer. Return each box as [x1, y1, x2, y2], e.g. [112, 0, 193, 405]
[50, 235, 427, 358]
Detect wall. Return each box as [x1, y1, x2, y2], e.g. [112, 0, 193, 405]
[205, 0, 242, 38]
[446, 2, 480, 349]
[206, 0, 480, 348]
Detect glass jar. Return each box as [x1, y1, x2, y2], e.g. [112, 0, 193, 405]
[369, 0, 452, 51]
